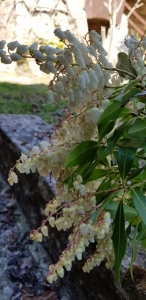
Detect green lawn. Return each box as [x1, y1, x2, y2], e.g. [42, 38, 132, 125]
[0, 82, 67, 124]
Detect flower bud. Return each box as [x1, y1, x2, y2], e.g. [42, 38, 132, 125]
[73, 181, 80, 190]
[41, 225, 48, 236]
[0, 49, 6, 57]
[7, 40, 19, 51]
[57, 266, 64, 278]
[77, 74, 86, 89]
[0, 40, 6, 49]
[68, 89, 75, 102]
[10, 53, 22, 61]
[89, 70, 98, 83]
[93, 63, 102, 78]
[102, 99, 110, 109]
[89, 30, 101, 41]
[79, 43, 89, 54]
[47, 54, 57, 63]
[66, 66, 76, 77]
[45, 61, 56, 73]
[75, 248, 82, 260]
[29, 42, 38, 53]
[1, 55, 12, 64]
[55, 81, 65, 95]
[36, 232, 43, 242]
[33, 50, 45, 62]
[31, 146, 40, 154]
[58, 53, 70, 67]
[47, 90, 54, 103]
[64, 30, 79, 45]
[73, 87, 83, 99]
[48, 216, 55, 227]
[8, 172, 18, 186]
[54, 92, 61, 104]
[20, 154, 27, 163]
[64, 49, 73, 64]
[54, 28, 66, 40]
[88, 45, 97, 57]
[17, 44, 29, 55]
[40, 45, 57, 55]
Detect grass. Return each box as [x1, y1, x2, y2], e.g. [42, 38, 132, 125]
[0, 82, 67, 124]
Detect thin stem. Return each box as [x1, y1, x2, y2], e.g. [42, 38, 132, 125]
[103, 67, 137, 79]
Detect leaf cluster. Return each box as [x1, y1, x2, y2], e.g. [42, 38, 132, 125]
[64, 52, 146, 280]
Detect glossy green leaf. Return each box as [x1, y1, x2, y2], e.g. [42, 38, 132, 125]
[98, 102, 121, 124]
[117, 147, 135, 180]
[118, 107, 130, 118]
[97, 146, 110, 161]
[114, 88, 141, 105]
[130, 221, 139, 281]
[117, 137, 145, 149]
[98, 120, 115, 143]
[127, 119, 146, 138]
[141, 239, 146, 250]
[64, 141, 98, 168]
[112, 201, 127, 281]
[137, 223, 146, 242]
[116, 52, 137, 78]
[83, 168, 111, 184]
[131, 189, 146, 225]
[122, 77, 140, 94]
[127, 168, 144, 181]
[107, 121, 129, 153]
[106, 202, 138, 219]
[99, 88, 140, 125]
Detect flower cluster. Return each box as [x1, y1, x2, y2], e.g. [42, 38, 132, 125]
[5, 29, 146, 282]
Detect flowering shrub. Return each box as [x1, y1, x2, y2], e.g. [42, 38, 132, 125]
[2, 28, 146, 282]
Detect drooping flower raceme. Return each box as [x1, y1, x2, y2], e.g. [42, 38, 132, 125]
[3, 29, 146, 283]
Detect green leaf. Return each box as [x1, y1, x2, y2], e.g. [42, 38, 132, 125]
[106, 202, 138, 219]
[117, 147, 135, 180]
[114, 88, 141, 104]
[127, 119, 146, 138]
[122, 77, 140, 94]
[64, 141, 98, 168]
[130, 221, 139, 281]
[98, 120, 115, 143]
[118, 107, 130, 119]
[141, 239, 146, 250]
[112, 201, 127, 281]
[91, 192, 116, 224]
[116, 52, 137, 78]
[117, 137, 145, 149]
[99, 88, 140, 126]
[127, 168, 144, 181]
[97, 146, 110, 161]
[107, 121, 129, 153]
[83, 168, 111, 184]
[98, 102, 121, 124]
[131, 189, 146, 225]
[137, 222, 146, 242]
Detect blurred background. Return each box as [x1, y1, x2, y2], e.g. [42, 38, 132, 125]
[0, 0, 145, 124]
